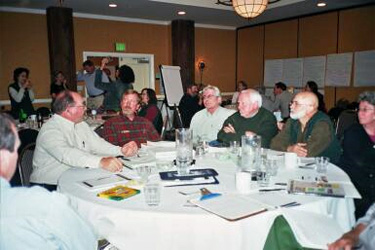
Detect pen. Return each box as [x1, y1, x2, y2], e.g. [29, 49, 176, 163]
[121, 163, 133, 170]
[259, 188, 286, 192]
[116, 155, 130, 161]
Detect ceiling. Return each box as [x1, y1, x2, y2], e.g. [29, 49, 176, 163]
[0, 0, 374, 29]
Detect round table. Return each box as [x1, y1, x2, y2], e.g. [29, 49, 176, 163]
[58, 150, 358, 250]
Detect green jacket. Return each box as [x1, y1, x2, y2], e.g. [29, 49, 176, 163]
[271, 111, 342, 163]
[217, 107, 278, 148]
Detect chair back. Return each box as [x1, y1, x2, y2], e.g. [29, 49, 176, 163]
[18, 143, 36, 186]
[335, 109, 358, 142]
[36, 107, 51, 117]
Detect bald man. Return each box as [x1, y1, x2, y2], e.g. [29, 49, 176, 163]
[270, 91, 341, 162]
[217, 89, 278, 148]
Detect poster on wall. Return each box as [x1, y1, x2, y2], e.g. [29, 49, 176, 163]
[325, 53, 352, 87]
[302, 56, 326, 88]
[282, 58, 303, 88]
[353, 50, 375, 87]
[264, 59, 283, 87]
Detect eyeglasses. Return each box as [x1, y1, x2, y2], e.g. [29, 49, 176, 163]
[290, 101, 313, 107]
[356, 108, 375, 113]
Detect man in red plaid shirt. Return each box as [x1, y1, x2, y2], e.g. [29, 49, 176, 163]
[102, 90, 160, 147]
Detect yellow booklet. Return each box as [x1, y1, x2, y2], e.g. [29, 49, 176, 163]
[97, 185, 140, 201]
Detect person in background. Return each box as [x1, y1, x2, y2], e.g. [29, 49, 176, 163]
[338, 91, 375, 219]
[102, 90, 160, 148]
[138, 88, 163, 134]
[256, 86, 273, 113]
[50, 71, 68, 100]
[31, 91, 138, 191]
[305, 81, 326, 113]
[190, 85, 235, 143]
[95, 58, 134, 112]
[271, 82, 293, 120]
[328, 203, 375, 250]
[232, 80, 248, 104]
[8, 67, 35, 119]
[218, 89, 278, 148]
[77, 59, 109, 110]
[0, 113, 97, 249]
[178, 84, 203, 128]
[270, 91, 341, 163]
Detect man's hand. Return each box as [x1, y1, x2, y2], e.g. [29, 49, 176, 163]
[100, 157, 123, 172]
[100, 58, 109, 70]
[121, 141, 138, 157]
[223, 123, 236, 134]
[287, 143, 307, 157]
[23, 79, 32, 89]
[327, 224, 365, 250]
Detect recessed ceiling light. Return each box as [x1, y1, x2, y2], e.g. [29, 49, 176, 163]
[317, 2, 326, 7]
[177, 11, 186, 15]
[109, 3, 117, 8]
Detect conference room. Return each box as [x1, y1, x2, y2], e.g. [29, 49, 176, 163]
[1, 0, 375, 249]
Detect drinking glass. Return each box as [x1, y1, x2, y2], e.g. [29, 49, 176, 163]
[241, 135, 261, 171]
[256, 171, 271, 187]
[175, 128, 193, 176]
[144, 183, 161, 206]
[136, 165, 152, 183]
[315, 157, 330, 174]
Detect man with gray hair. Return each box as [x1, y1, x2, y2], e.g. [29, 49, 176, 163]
[190, 85, 235, 143]
[217, 89, 278, 148]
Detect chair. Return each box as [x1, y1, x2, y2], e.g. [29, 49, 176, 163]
[335, 109, 358, 143]
[18, 143, 36, 186]
[36, 107, 51, 117]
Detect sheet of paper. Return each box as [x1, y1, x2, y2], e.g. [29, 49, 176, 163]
[303, 56, 326, 88]
[282, 58, 303, 87]
[264, 59, 283, 87]
[325, 53, 353, 87]
[354, 50, 375, 87]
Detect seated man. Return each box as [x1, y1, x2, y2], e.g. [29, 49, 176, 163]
[190, 85, 235, 143]
[217, 89, 278, 148]
[0, 113, 96, 249]
[31, 91, 138, 191]
[271, 82, 293, 120]
[102, 90, 160, 147]
[328, 203, 374, 250]
[270, 91, 341, 163]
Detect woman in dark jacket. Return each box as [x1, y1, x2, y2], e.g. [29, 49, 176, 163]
[138, 88, 163, 134]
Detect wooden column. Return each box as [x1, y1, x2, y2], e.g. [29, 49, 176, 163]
[172, 20, 195, 91]
[46, 7, 77, 91]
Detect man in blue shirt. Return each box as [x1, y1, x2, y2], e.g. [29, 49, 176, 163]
[0, 113, 97, 249]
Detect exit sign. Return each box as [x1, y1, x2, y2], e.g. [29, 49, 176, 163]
[115, 42, 126, 52]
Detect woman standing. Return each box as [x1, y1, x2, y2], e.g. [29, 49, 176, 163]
[95, 58, 134, 112]
[50, 71, 68, 100]
[138, 88, 163, 134]
[8, 67, 35, 119]
[339, 91, 375, 219]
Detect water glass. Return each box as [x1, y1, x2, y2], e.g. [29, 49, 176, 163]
[256, 171, 271, 187]
[315, 157, 330, 174]
[176, 128, 193, 176]
[144, 183, 161, 206]
[229, 141, 240, 155]
[266, 158, 278, 176]
[136, 165, 152, 183]
[241, 135, 261, 171]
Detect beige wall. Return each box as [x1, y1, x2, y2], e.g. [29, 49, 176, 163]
[0, 11, 237, 107]
[195, 27, 236, 92]
[237, 5, 375, 109]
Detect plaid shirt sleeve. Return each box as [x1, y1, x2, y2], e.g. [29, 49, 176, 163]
[102, 116, 160, 147]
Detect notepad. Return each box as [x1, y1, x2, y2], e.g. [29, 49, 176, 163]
[190, 194, 273, 221]
[97, 185, 140, 201]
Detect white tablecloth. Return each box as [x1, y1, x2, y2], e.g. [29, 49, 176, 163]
[58, 151, 359, 250]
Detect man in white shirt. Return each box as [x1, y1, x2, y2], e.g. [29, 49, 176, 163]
[30, 91, 138, 190]
[190, 85, 235, 143]
[0, 113, 97, 249]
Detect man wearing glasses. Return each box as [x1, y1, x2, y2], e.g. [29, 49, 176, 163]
[30, 91, 138, 191]
[270, 91, 341, 163]
[190, 85, 235, 143]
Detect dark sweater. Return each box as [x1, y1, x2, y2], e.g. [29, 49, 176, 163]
[8, 82, 35, 119]
[217, 107, 278, 148]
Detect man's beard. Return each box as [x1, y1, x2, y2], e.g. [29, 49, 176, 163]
[290, 109, 306, 120]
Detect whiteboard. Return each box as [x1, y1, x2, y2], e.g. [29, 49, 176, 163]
[303, 56, 326, 88]
[264, 59, 283, 87]
[325, 53, 353, 87]
[159, 65, 184, 107]
[354, 50, 375, 87]
[282, 58, 303, 87]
